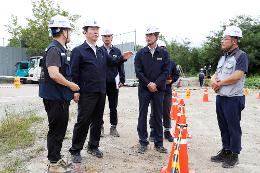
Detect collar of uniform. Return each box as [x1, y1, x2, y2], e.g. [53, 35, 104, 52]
[144, 45, 159, 53]
[86, 40, 97, 49]
[52, 40, 66, 52]
[83, 41, 97, 50]
[226, 47, 239, 57]
[102, 44, 114, 51]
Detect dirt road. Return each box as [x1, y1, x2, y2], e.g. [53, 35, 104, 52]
[0, 84, 259, 173]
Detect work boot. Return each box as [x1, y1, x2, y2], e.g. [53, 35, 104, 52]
[110, 125, 120, 137]
[48, 159, 72, 173]
[211, 149, 231, 163]
[164, 131, 174, 142]
[154, 145, 168, 153]
[100, 126, 104, 137]
[71, 153, 82, 163]
[222, 152, 239, 168]
[87, 148, 103, 158]
[138, 145, 148, 154]
[149, 129, 155, 142]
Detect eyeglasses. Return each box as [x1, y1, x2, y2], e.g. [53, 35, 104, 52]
[146, 33, 155, 37]
[103, 35, 111, 38]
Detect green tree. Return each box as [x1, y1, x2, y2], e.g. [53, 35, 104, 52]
[5, 15, 23, 47]
[6, 0, 80, 56]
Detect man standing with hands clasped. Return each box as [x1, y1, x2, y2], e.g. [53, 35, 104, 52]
[135, 26, 170, 154]
[210, 26, 249, 168]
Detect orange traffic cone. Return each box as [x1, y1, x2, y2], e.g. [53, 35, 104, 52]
[172, 88, 178, 97]
[171, 97, 179, 120]
[244, 88, 249, 96]
[14, 76, 21, 89]
[173, 99, 192, 139]
[161, 116, 194, 173]
[202, 89, 209, 102]
[257, 91, 260, 99]
[161, 124, 186, 173]
[186, 88, 191, 99]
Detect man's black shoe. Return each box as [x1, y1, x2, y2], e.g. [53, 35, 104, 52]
[211, 149, 231, 163]
[222, 153, 239, 168]
[164, 131, 174, 142]
[87, 148, 103, 158]
[155, 145, 168, 153]
[71, 153, 82, 163]
[138, 145, 148, 154]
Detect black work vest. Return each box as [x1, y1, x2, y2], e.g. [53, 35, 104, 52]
[39, 40, 73, 101]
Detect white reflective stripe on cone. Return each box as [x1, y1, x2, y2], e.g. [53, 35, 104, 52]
[174, 138, 187, 144]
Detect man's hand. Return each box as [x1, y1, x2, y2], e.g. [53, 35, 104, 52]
[68, 82, 80, 92]
[118, 82, 124, 88]
[166, 79, 172, 85]
[73, 93, 80, 103]
[211, 78, 221, 93]
[147, 82, 158, 92]
[122, 51, 134, 60]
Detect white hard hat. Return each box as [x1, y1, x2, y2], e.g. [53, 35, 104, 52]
[83, 18, 100, 28]
[200, 68, 203, 70]
[223, 25, 242, 38]
[101, 29, 113, 36]
[157, 40, 166, 47]
[145, 26, 160, 34]
[48, 15, 72, 29]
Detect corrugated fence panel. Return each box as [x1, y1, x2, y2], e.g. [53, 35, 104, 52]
[0, 47, 27, 76]
[114, 42, 136, 80]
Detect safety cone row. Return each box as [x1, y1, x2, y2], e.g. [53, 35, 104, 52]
[161, 100, 194, 173]
[202, 88, 209, 102]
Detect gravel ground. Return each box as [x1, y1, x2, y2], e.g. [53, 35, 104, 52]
[0, 84, 259, 173]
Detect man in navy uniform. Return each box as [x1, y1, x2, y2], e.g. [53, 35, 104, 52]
[210, 26, 249, 168]
[100, 29, 125, 137]
[149, 40, 179, 143]
[135, 26, 170, 154]
[69, 19, 133, 163]
[39, 15, 79, 173]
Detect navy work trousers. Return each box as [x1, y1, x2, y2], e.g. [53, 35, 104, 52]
[216, 95, 245, 154]
[69, 93, 106, 155]
[137, 86, 164, 147]
[150, 86, 172, 130]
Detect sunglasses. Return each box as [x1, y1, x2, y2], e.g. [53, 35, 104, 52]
[103, 35, 111, 38]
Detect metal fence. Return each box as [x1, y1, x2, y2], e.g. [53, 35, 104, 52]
[0, 46, 27, 76]
[114, 42, 136, 80]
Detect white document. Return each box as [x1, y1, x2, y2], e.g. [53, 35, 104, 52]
[115, 73, 120, 89]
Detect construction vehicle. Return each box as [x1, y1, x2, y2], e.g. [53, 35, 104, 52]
[27, 56, 43, 83]
[15, 61, 30, 78]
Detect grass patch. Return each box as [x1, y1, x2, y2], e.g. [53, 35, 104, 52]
[0, 158, 22, 173]
[245, 76, 260, 89]
[0, 109, 43, 155]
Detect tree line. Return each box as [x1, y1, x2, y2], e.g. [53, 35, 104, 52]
[6, 0, 260, 75]
[162, 15, 260, 76]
